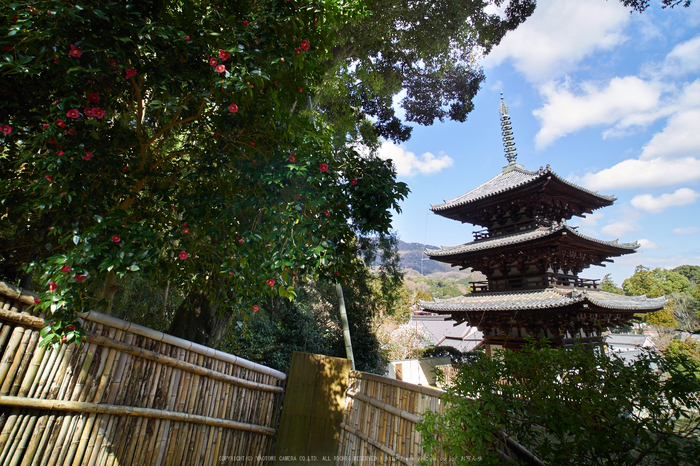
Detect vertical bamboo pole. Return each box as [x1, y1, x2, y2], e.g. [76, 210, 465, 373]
[336, 283, 355, 370]
[74, 328, 120, 465]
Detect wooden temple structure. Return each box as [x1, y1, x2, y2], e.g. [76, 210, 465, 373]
[419, 95, 665, 352]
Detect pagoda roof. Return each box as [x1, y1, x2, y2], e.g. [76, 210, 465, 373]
[426, 223, 638, 261]
[419, 287, 666, 313]
[431, 164, 615, 223]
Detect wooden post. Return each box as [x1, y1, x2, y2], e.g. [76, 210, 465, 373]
[274, 352, 351, 465]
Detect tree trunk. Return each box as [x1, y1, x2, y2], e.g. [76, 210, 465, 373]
[168, 279, 231, 345]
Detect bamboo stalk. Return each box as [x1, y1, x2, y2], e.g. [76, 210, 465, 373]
[163, 349, 194, 465]
[72, 327, 119, 465]
[83, 328, 122, 466]
[10, 329, 40, 397]
[0, 325, 30, 393]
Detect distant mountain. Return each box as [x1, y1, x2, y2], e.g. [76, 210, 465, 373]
[397, 240, 459, 275]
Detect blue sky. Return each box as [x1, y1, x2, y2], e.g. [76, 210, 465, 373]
[379, 0, 700, 286]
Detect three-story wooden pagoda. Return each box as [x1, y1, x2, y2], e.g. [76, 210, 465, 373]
[420, 95, 665, 352]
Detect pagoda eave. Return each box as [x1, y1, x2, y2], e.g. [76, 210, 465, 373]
[426, 225, 638, 270]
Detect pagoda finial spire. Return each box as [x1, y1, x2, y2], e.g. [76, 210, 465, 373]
[500, 92, 517, 164]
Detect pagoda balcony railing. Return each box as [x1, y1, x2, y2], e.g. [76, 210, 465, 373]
[473, 221, 543, 241]
[470, 273, 599, 293]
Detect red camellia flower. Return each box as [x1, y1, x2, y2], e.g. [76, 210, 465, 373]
[33, 297, 40, 305]
[243, 20, 249, 25]
[253, 305, 260, 312]
[92, 108, 105, 119]
[350, 178, 358, 186]
[219, 50, 230, 60]
[69, 44, 81, 58]
[266, 279, 275, 287]
[299, 87, 303, 93]
[125, 69, 137, 79]
[66, 129, 75, 135]
[324, 210, 330, 217]
[184, 36, 190, 41]
[45, 175, 53, 182]
[295, 47, 302, 54]
[209, 58, 217, 67]
[88, 92, 100, 103]
[112, 234, 121, 243]
[56, 119, 66, 127]
[83, 152, 93, 161]
[215, 64, 225, 73]
[66, 109, 80, 119]
[75, 275, 88, 282]
[0, 125, 12, 135]
[61, 193, 66, 197]
[229, 103, 238, 113]
[42, 123, 49, 129]
[319, 163, 329, 172]
[289, 153, 296, 162]
[183, 228, 190, 234]
[49, 281, 57, 292]
[300, 40, 310, 51]
[179, 251, 188, 260]
[84, 108, 95, 117]
[108, 59, 118, 66]
[61, 265, 71, 273]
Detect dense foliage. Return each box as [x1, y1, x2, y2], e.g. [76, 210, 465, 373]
[624, 266, 699, 331]
[0, 0, 408, 346]
[418, 342, 700, 465]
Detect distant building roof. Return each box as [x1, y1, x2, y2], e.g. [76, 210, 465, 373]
[409, 314, 483, 352]
[606, 334, 654, 348]
[419, 287, 666, 313]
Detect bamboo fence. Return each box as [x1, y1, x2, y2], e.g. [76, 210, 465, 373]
[337, 371, 544, 466]
[0, 281, 286, 466]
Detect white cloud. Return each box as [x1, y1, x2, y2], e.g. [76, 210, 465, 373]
[601, 220, 640, 238]
[637, 239, 664, 250]
[533, 77, 662, 149]
[378, 142, 453, 177]
[630, 188, 700, 214]
[657, 34, 700, 78]
[484, 0, 629, 83]
[577, 157, 700, 191]
[674, 227, 700, 235]
[640, 108, 700, 160]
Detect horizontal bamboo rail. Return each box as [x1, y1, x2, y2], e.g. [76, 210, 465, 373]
[0, 396, 275, 436]
[339, 422, 413, 466]
[0, 280, 285, 466]
[346, 389, 419, 424]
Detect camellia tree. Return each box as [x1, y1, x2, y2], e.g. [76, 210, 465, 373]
[0, 0, 408, 346]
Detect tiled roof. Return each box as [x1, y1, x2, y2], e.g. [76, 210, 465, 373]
[431, 164, 615, 212]
[419, 287, 666, 313]
[425, 223, 639, 257]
